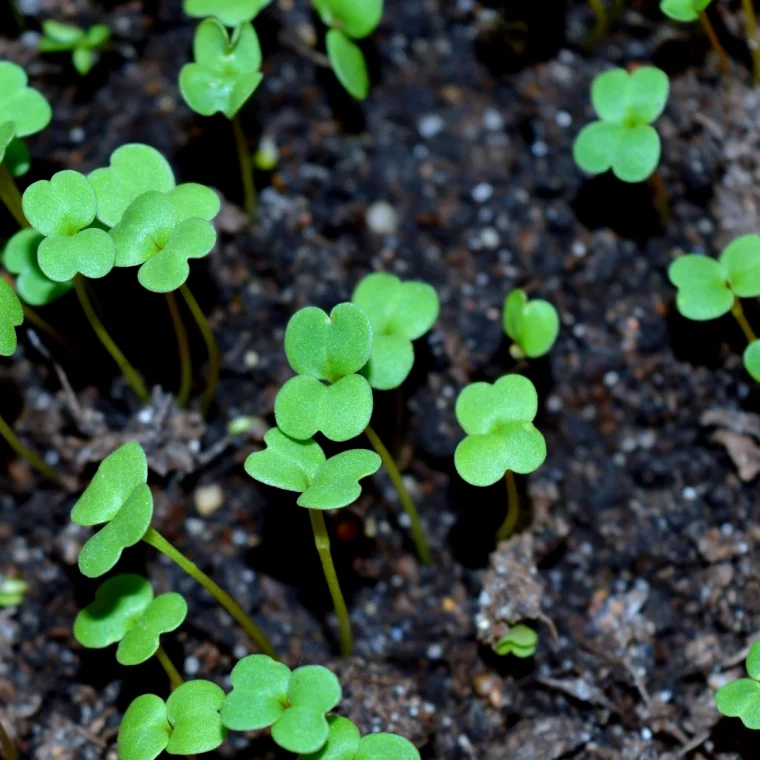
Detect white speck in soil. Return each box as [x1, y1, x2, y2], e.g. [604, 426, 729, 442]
[69, 128, 86, 144]
[472, 182, 493, 203]
[418, 114, 445, 138]
[366, 201, 399, 235]
[185, 656, 200, 676]
[427, 643, 444, 659]
[682, 486, 698, 501]
[556, 110, 572, 127]
[483, 108, 504, 131]
[481, 227, 500, 249]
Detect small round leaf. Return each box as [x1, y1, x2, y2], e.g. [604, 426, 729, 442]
[660, 0, 711, 23]
[165, 680, 227, 755]
[328, 0, 383, 38]
[297, 716, 361, 760]
[297, 449, 381, 510]
[611, 124, 660, 183]
[668, 255, 733, 321]
[572, 121, 623, 176]
[326, 30, 370, 100]
[37, 228, 115, 282]
[0, 61, 52, 138]
[23, 170, 97, 237]
[118, 694, 171, 760]
[744, 341, 760, 382]
[720, 234, 760, 297]
[355, 733, 421, 760]
[715, 679, 760, 729]
[271, 706, 330, 755]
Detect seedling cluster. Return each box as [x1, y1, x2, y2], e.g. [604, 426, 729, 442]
[493, 624, 539, 658]
[39, 20, 111, 75]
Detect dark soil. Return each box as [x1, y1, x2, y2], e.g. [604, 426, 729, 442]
[2, 0, 760, 758]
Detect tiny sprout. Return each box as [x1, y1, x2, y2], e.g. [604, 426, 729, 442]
[74, 574, 187, 666]
[454, 374, 546, 487]
[493, 623, 538, 658]
[2, 229, 72, 306]
[351, 272, 439, 390]
[0, 577, 27, 607]
[119, 681, 227, 759]
[183, 0, 273, 26]
[39, 20, 111, 76]
[503, 289, 559, 360]
[0, 279, 23, 357]
[221, 655, 341, 754]
[254, 135, 279, 171]
[573, 66, 670, 183]
[716, 639, 760, 729]
[179, 19, 263, 120]
[22, 169, 116, 282]
[275, 303, 374, 442]
[660, 0, 711, 21]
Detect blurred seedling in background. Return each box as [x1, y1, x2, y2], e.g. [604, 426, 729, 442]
[246, 428, 380, 655]
[503, 288, 559, 360]
[313, 0, 384, 99]
[715, 639, 760, 728]
[180, 19, 263, 218]
[254, 135, 279, 171]
[39, 20, 111, 75]
[183, 0, 273, 26]
[455, 374, 546, 542]
[70, 442, 277, 657]
[493, 623, 538, 658]
[668, 234, 760, 382]
[0, 576, 27, 607]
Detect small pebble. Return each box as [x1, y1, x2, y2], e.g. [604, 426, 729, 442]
[366, 201, 399, 235]
[418, 114, 445, 138]
[194, 485, 224, 516]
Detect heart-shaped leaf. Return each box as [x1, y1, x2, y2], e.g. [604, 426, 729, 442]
[326, 30, 370, 100]
[591, 66, 669, 125]
[355, 733, 420, 760]
[221, 656, 340, 754]
[493, 623, 538, 657]
[275, 374, 373, 442]
[37, 227, 115, 282]
[660, 0, 711, 22]
[744, 340, 760, 382]
[0, 61, 52, 138]
[351, 272, 439, 390]
[318, 0, 383, 39]
[166, 183, 221, 222]
[184, 0, 274, 26]
[166, 680, 227, 754]
[0, 279, 23, 357]
[503, 289, 559, 359]
[118, 694, 172, 760]
[2, 229, 73, 306]
[668, 255, 733, 320]
[78, 483, 154, 578]
[179, 19, 264, 119]
[716, 640, 760, 729]
[297, 716, 360, 760]
[454, 374, 546, 486]
[89, 144, 176, 227]
[720, 234, 760, 297]
[297, 449, 381, 509]
[118, 592, 188, 665]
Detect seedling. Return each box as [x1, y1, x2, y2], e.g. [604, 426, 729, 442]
[493, 623, 538, 658]
[0, 577, 27, 607]
[715, 639, 760, 728]
[455, 374, 546, 541]
[246, 427, 380, 654]
[573, 66, 670, 183]
[39, 20, 111, 76]
[503, 288, 559, 360]
[74, 574, 187, 666]
[179, 19, 263, 217]
[745, 340, 760, 382]
[119, 681, 227, 758]
[660, 1, 730, 76]
[183, 0, 273, 26]
[313, 0, 384, 99]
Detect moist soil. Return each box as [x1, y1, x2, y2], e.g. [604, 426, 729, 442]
[2, 0, 760, 758]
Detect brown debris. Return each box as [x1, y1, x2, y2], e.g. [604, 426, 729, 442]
[486, 716, 590, 760]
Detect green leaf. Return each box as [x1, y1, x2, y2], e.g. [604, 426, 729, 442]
[298, 449, 381, 509]
[0, 279, 23, 357]
[668, 255, 734, 321]
[572, 121, 623, 176]
[0, 121, 14, 164]
[275, 374, 373, 442]
[89, 144, 176, 227]
[83, 24, 111, 49]
[744, 340, 760, 382]
[503, 289, 559, 359]
[626, 67, 669, 124]
[327, 0, 383, 38]
[351, 272, 439, 390]
[71, 442, 148, 526]
[720, 234, 760, 297]
[165, 680, 227, 755]
[660, 0, 711, 23]
[748, 640, 760, 680]
[41, 20, 85, 46]
[23, 170, 97, 237]
[298, 716, 360, 760]
[179, 19, 264, 119]
[590, 68, 629, 123]
[326, 30, 370, 100]
[4, 136, 30, 178]
[611, 124, 660, 183]
[493, 623, 538, 657]
[285, 303, 373, 382]
[244, 428, 327, 493]
[715, 679, 760, 729]
[78, 483, 154, 578]
[72, 48, 96, 76]
[0, 61, 52, 138]
[37, 228, 115, 282]
[454, 375, 546, 486]
[184, 0, 274, 26]
[355, 733, 420, 760]
[117, 592, 188, 665]
[118, 694, 172, 760]
[167, 183, 221, 222]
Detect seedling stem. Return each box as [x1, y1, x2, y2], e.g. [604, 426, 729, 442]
[496, 470, 519, 542]
[364, 423, 432, 565]
[232, 114, 256, 219]
[741, 0, 760, 83]
[73, 275, 150, 403]
[732, 297, 757, 343]
[155, 644, 184, 691]
[0, 412, 61, 485]
[650, 169, 670, 226]
[0, 164, 27, 229]
[165, 292, 192, 407]
[698, 11, 731, 76]
[308, 509, 353, 656]
[0, 716, 15, 760]
[142, 526, 278, 659]
[587, 0, 608, 43]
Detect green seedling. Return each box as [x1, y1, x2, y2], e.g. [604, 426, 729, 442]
[0, 278, 23, 357]
[183, 0, 273, 26]
[716, 639, 760, 728]
[351, 272, 439, 391]
[745, 340, 760, 382]
[119, 681, 227, 759]
[74, 574, 187, 666]
[503, 289, 559, 360]
[0, 577, 27, 607]
[222, 655, 341, 754]
[39, 20, 111, 76]
[313, 0, 383, 99]
[275, 303, 374, 442]
[2, 229, 72, 306]
[299, 716, 421, 760]
[660, 1, 730, 76]
[254, 136, 278, 171]
[493, 623, 538, 658]
[573, 66, 670, 183]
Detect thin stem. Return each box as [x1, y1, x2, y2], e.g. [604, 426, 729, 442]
[0, 164, 27, 229]
[8, 0, 24, 31]
[179, 284, 220, 417]
[732, 298, 757, 344]
[165, 292, 192, 407]
[143, 527, 278, 659]
[586, 0, 607, 44]
[496, 470, 519, 542]
[741, 0, 760, 83]
[364, 424, 432, 565]
[155, 645, 184, 691]
[74, 275, 150, 403]
[698, 10, 731, 76]
[232, 114, 256, 219]
[649, 169, 670, 227]
[0, 716, 16, 760]
[0, 411, 61, 485]
[308, 510, 352, 657]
